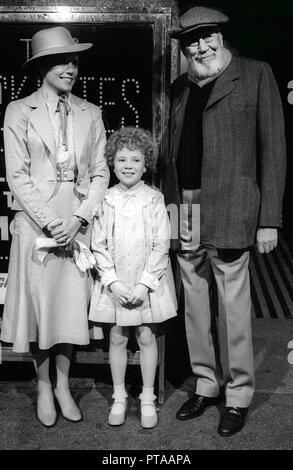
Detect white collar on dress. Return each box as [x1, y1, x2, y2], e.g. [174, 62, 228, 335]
[105, 181, 157, 208]
[117, 180, 145, 195]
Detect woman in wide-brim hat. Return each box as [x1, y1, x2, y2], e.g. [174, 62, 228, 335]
[0, 26, 109, 427]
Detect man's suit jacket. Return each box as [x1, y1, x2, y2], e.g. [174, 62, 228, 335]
[4, 89, 109, 229]
[163, 56, 286, 250]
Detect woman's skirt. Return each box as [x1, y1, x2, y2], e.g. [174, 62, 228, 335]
[1, 181, 95, 352]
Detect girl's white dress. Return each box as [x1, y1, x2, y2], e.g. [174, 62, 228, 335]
[89, 181, 177, 326]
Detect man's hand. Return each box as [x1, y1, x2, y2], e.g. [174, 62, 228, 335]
[256, 228, 278, 254]
[49, 216, 82, 247]
[128, 284, 149, 307]
[110, 281, 131, 306]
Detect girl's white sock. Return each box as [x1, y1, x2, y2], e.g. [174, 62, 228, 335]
[139, 386, 156, 416]
[140, 386, 155, 400]
[111, 383, 127, 414]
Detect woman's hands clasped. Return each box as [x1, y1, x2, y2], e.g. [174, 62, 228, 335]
[47, 216, 82, 247]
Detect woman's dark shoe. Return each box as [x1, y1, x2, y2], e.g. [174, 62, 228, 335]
[176, 394, 220, 421]
[218, 406, 248, 437]
[54, 387, 83, 423]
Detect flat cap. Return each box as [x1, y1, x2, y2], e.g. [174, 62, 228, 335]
[170, 6, 229, 39]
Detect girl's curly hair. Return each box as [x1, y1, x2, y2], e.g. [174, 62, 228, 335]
[105, 126, 157, 172]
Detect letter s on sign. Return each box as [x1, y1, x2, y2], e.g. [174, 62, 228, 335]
[288, 80, 293, 105]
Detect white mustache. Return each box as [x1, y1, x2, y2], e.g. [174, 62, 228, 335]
[191, 52, 216, 61]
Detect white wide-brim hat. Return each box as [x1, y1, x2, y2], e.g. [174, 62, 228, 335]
[23, 26, 93, 68]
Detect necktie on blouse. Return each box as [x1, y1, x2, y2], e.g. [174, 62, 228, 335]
[56, 94, 71, 151]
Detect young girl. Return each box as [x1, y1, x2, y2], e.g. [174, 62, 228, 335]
[89, 126, 177, 428]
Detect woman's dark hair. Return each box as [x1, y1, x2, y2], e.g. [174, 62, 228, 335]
[35, 53, 79, 78]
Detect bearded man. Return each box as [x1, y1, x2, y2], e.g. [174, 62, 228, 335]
[163, 6, 286, 436]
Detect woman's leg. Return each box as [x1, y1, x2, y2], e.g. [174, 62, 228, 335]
[53, 343, 82, 422]
[136, 325, 158, 428]
[108, 325, 129, 425]
[31, 343, 56, 427]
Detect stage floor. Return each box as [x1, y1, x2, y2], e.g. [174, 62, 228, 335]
[0, 318, 292, 450]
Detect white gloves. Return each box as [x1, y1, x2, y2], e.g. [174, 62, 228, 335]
[72, 240, 96, 272]
[35, 238, 96, 273]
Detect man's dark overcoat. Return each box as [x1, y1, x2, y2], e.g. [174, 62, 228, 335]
[163, 56, 286, 250]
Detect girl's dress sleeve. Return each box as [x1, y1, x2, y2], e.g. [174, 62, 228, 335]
[91, 202, 119, 287]
[139, 191, 171, 291]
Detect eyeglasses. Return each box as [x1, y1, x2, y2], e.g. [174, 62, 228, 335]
[185, 32, 218, 50]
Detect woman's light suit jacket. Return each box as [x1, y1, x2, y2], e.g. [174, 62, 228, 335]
[4, 89, 109, 229]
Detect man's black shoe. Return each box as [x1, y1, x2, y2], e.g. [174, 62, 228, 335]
[218, 406, 248, 437]
[176, 394, 220, 421]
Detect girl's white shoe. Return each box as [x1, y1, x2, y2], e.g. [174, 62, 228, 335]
[108, 397, 127, 426]
[139, 393, 158, 428]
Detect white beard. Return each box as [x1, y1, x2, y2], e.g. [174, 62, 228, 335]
[187, 49, 228, 80]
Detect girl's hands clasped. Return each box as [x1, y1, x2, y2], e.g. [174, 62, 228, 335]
[110, 282, 149, 308]
[127, 284, 149, 307]
[110, 281, 131, 306]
